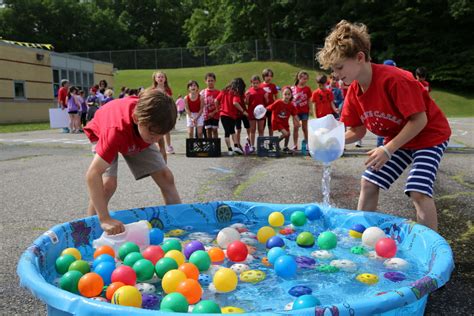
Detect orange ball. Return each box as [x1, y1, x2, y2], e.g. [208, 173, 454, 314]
[94, 245, 115, 259]
[208, 247, 225, 263]
[106, 281, 125, 300]
[178, 263, 200, 281]
[78, 272, 104, 298]
[176, 278, 202, 305]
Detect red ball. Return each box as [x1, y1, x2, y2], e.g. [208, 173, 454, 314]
[226, 241, 248, 262]
[111, 265, 137, 285]
[142, 245, 165, 265]
[375, 238, 397, 258]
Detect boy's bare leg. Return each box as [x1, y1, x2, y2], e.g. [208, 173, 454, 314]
[293, 126, 299, 148]
[410, 191, 438, 231]
[357, 178, 379, 211]
[302, 119, 308, 143]
[87, 176, 117, 216]
[151, 168, 181, 205]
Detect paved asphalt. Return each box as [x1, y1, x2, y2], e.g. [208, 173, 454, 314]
[0, 118, 472, 315]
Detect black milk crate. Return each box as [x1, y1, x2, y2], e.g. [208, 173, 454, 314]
[186, 138, 221, 157]
[257, 136, 281, 158]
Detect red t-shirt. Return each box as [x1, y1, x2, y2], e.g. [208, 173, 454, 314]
[217, 90, 243, 120]
[84, 96, 151, 164]
[200, 88, 220, 120]
[185, 94, 201, 113]
[341, 63, 451, 149]
[311, 88, 335, 118]
[260, 82, 278, 105]
[267, 100, 297, 131]
[419, 80, 431, 92]
[245, 87, 266, 120]
[291, 85, 312, 114]
[58, 87, 68, 109]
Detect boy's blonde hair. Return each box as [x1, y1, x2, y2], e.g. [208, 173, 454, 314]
[316, 20, 371, 70]
[104, 89, 114, 97]
[134, 88, 177, 134]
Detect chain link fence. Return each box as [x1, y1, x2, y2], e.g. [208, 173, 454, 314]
[69, 39, 321, 70]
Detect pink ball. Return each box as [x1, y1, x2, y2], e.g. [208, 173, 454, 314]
[226, 241, 248, 262]
[142, 245, 165, 265]
[111, 265, 137, 285]
[375, 238, 397, 258]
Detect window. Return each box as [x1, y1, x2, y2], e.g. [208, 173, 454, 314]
[76, 71, 81, 87]
[89, 73, 94, 87]
[83, 73, 88, 89]
[61, 70, 67, 82]
[14, 81, 26, 99]
[53, 69, 59, 83]
[68, 70, 74, 84]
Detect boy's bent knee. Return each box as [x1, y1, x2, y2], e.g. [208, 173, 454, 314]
[360, 178, 379, 193]
[409, 191, 432, 203]
[152, 167, 175, 184]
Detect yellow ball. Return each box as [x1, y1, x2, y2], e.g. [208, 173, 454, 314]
[213, 268, 238, 293]
[222, 306, 246, 314]
[268, 212, 285, 227]
[356, 273, 379, 285]
[146, 221, 152, 229]
[61, 248, 81, 260]
[257, 226, 276, 244]
[111, 285, 142, 307]
[349, 230, 363, 238]
[162, 269, 187, 294]
[165, 250, 185, 266]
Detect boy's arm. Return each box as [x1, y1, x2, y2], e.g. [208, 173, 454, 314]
[345, 125, 367, 144]
[292, 115, 301, 128]
[157, 138, 167, 163]
[331, 101, 339, 113]
[86, 154, 125, 235]
[197, 96, 204, 117]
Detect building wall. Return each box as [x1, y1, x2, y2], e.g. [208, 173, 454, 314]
[94, 63, 114, 88]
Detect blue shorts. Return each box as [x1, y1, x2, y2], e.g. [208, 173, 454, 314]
[362, 141, 448, 198]
[297, 113, 309, 120]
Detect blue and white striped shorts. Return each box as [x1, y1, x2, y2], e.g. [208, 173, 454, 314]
[362, 141, 448, 198]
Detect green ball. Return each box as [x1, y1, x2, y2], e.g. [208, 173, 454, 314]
[192, 300, 221, 313]
[317, 264, 339, 273]
[351, 246, 367, 255]
[59, 270, 83, 293]
[68, 259, 90, 274]
[162, 239, 182, 253]
[118, 242, 140, 261]
[290, 211, 307, 226]
[155, 257, 178, 279]
[317, 231, 337, 250]
[123, 252, 143, 267]
[55, 254, 76, 275]
[133, 259, 155, 282]
[189, 250, 211, 271]
[296, 232, 315, 247]
[160, 292, 189, 313]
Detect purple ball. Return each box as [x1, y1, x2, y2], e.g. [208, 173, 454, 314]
[288, 285, 313, 297]
[384, 271, 406, 282]
[183, 240, 205, 259]
[142, 293, 160, 309]
[295, 256, 316, 269]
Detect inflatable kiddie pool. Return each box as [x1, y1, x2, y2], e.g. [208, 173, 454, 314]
[18, 202, 453, 315]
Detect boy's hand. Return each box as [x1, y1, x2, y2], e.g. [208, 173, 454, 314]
[365, 147, 390, 171]
[101, 217, 125, 235]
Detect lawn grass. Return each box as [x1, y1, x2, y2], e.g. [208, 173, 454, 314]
[0, 122, 50, 133]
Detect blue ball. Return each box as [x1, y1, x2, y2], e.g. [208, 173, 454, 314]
[305, 205, 322, 221]
[352, 224, 366, 233]
[274, 255, 297, 278]
[198, 273, 211, 286]
[93, 261, 115, 285]
[267, 247, 286, 264]
[149, 228, 164, 245]
[293, 294, 321, 310]
[92, 254, 115, 270]
[266, 236, 285, 249]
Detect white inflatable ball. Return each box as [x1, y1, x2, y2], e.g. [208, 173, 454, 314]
[330, 259, 357, 272]
[230, 263, 250, 274]
[384, 258, 409, 270]
[366, 250, 384, 260]
[241, 237, 258, 246]
[311, 250, 334, 260]
[135, 283, 156, 294]
[216, 227, 241, 248]
[362, 227, 386, 248]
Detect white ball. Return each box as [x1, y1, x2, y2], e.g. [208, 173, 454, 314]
[311, 250, 334, 260]
[216, 227, 241, 248]
[230, 263, 250, 274]
[314, 127, 330, 136]
[135, 283, 156, 294]
[362, 227, 386, 248]
[384, 258, 409, 270]
[330, 259, 357, 272]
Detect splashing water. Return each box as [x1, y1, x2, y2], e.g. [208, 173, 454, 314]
[322, 163, 332, 206]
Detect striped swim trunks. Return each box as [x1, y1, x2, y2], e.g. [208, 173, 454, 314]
[362, 140, 449, 198]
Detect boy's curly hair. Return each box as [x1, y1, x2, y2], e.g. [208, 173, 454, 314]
[226, 78, 246, 97]
[316, 20, 371, 70]
[134, 88, 177, 134]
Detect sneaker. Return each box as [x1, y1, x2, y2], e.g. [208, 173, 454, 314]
[166, 145, 175, 154]
[283, 147, 292, 154]
[233, 147, 243, 155]
[249, 146, 255, 154]
[290, 145, 298, 151]
[228, 150, 235, 156]
[355, 141, 362, 148]
[62, 128, 70, 133]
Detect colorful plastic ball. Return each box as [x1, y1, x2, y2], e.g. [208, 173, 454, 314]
[213, 268, 238, 293]
[142, 245, 165, 265]
[178, 263, 200, 280]
[61, 248, 81, 260]
[184, 240, 205, 259]
[257, 226, 276, 244]
[375, 238, 397, 258]
[349, 224, 366, 238]
[216, 227, 241, 248]
[221, 306, 245, 314]
[362, 227, 386, 248]
[292, 294, 321, 310]
[356, 273, 379, 285]
[93, 261, 115, 285]
[133, 259, 155, 282]
[162, 239, 182, 253]
[149, 228, 165, 245]
[123, 252, 144, 267]
[155, 257, 179, 278]
[59, 270, 83, 293]
[165, 249, 186, 266]
[55, 254, 76, 275]
[226, 241, 248, 262]
[268, 212, 285, 227]
[111, 265, 137, 286]
[192, 300, 221, 313]
[296, 232, 315, 248]
[106, 281, 125, 300]
[135, 282, 156, 294]
[68, 259, 90, 275]
[162, 269, 187, 294]
[267, 247, 286, 264]
[208, 247, 226, 264]
[189, 250, 211, 271]
[266, 236, 285, 249]
[118, 242, 140, 261]
[94, 245, 115, 259]
[111, 285, 142, 308]
[198, 273, 212, 286]
[142, 293, 160, 309]
[317, 231, 337, 250]
[176, 278, 203, 304]
[384, 271, 406, 282]
[160, 292, 189, 313]
[92, 254, 115, 270]
[350, 246, 367, 255]
[305, 205, 322, 220]
[288, 285, 312, 297]
[274, 255, 297, 278]
[78, 272, 104, 298]
[290, 211, 307, 226]
[383, 258, 409, 270]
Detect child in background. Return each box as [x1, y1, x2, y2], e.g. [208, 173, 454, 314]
[266, 86, 301, 153]
[78, 90, 87, 130]
[317, 20, 451, 231]
[66, 86, 82, 133]
[184, 80, 204, 138]
[86, 87, 100, 122]
[330, 76, 344, 113]
[311, 74, 339, 118]
[201, 73, 221, 139]
[291, 71, 312, 151]
[415, 67, 431, 92]
[152, 71, 175, 154]
[102, 89, 114, 105]
[119, 86, 127, 98]
[175, 95, 185, 120]
[260, 68, 279, 136]
[245, 75, 268, 152]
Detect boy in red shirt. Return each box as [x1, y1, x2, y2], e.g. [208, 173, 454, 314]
[317, 20, 451, 231]
[57, 79, 70, 133]
[311, 74, 339, 119]
[84, 89, 181, 235]
[201, 73, 221, 139]
[245, 75, 268, 152]
[260, 68, 279, 136]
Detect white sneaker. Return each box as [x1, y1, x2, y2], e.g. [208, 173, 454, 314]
[228, 151, 235, 156]
[166, 145, 175, 154]
[233, 147, 243, 155]
[355, 141, 362, 148]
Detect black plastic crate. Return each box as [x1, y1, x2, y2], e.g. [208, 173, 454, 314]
[186, 138, 221, 157]
[256, 136, 281, 157]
